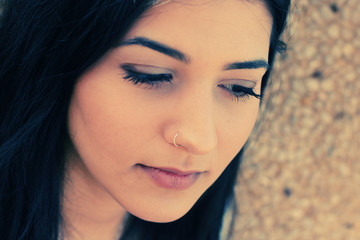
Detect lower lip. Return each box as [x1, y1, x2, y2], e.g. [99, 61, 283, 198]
[140, 165, 200, 190]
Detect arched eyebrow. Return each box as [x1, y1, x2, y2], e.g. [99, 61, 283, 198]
[119, 37, 269, 70]
[119, 37, 189, 63]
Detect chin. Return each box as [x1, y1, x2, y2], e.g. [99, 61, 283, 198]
[134, 212, 188, 223]
[127, 200, 196, 223]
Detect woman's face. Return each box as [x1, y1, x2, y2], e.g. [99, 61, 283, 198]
[67, 0, 271, 222]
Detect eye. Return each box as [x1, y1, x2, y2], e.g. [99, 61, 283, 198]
[121, 64, 173, 89]
[218, 84, 262, 102]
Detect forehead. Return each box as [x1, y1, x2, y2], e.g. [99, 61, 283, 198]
[124, 0, 272, 62]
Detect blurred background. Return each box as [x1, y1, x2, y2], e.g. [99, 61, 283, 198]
[233, 0, 360, 239]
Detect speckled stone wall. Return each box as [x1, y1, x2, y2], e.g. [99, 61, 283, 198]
[233, 0, 360, 239]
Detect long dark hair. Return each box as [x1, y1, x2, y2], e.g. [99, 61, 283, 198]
[0, 0, 290, 239]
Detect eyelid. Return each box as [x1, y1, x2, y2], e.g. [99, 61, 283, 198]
[218, 79, 257, 88]
[121, 63, 174, 75]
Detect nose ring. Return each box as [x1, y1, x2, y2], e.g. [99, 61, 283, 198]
[173, 132, 181, 147]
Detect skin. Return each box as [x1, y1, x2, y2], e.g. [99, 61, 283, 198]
[63, 0, 272, 239]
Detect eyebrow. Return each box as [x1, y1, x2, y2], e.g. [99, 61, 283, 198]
[119, 37, 189, 63]
[224, 60, 269, 71]
[119, 37, 268, 70]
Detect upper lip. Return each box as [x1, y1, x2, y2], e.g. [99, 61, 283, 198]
[139, 164, 203, 176]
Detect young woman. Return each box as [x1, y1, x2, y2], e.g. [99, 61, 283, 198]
[0, 0, 290, 239]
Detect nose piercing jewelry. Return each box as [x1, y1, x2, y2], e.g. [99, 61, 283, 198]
[173, 132, 181, 147]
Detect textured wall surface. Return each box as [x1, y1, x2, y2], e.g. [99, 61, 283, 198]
[233, 0, 360, 239]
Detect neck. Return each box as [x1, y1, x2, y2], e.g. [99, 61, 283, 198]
[61, 150, 127, 240]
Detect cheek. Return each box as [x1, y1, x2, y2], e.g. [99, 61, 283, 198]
[67, 65, 170, 182]
[216, 100, 260, 169]
[67, 72, 150, 174]
[68, 83, 123, 161]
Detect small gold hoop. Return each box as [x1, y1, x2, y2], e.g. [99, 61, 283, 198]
[173, 132, 181, 147]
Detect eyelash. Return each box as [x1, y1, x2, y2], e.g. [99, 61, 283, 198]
[218, 84, 262, 102]
[122, 66, 173, 89]
[122, 66, 262, 102]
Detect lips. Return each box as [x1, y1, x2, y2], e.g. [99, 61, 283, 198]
[139, 164, 201, 190]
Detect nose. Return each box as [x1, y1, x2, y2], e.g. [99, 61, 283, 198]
[165, 87, 218, 155]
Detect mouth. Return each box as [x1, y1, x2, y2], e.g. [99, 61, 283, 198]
[138, 164, 202, 190]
